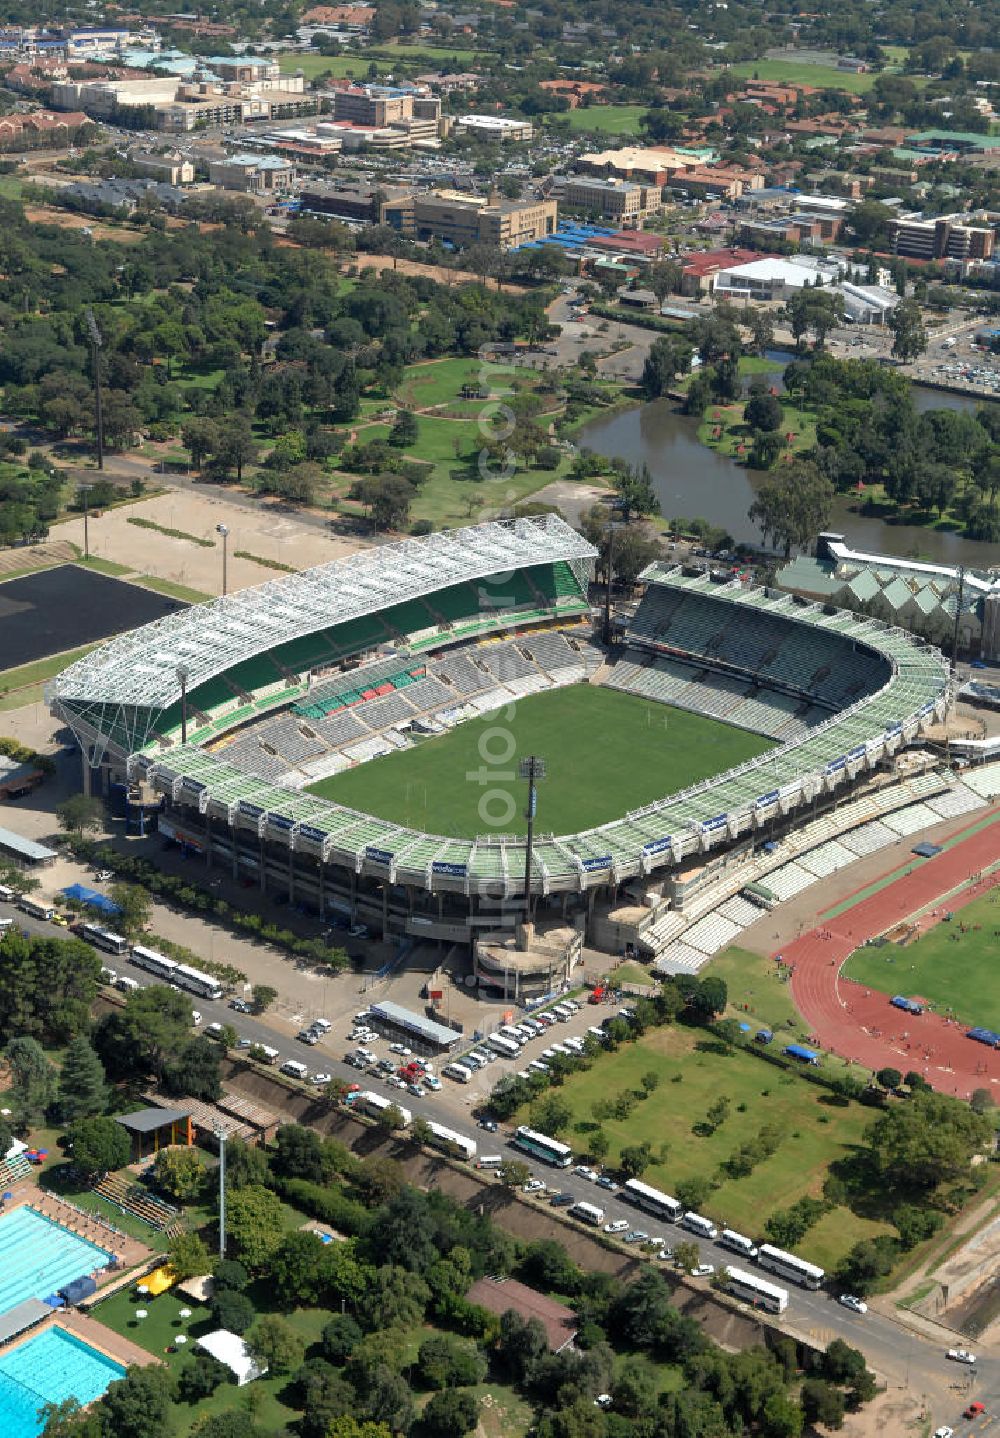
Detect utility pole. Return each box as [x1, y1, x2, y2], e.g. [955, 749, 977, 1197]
[80, 483, 92, 560]
[519, 755, 545, 935]
[216, 1128, 227, 1259]
[85, 309, 104, 472]
[216, 523, 229, 596]
[177, 664, 189, 746]
[603, 523, 619, 647]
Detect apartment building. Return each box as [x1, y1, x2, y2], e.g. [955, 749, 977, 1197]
[386, 190, 556, 248]
[455, 114, 533, 142]
[207, 153, 295, 194]
[889, 214, 995, 261]
[129, 147, 194, 184]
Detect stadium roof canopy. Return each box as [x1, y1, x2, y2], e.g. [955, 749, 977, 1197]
[50, 516, 596, 713]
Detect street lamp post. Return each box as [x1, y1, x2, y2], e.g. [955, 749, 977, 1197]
[216, 1128, 228, 1259]
[85, 309, 104, 472]
[80, 483, 93, 560]
[176, 664, 190, 746]
[519, 755, 545, 933]
[216, 523, 230, 597]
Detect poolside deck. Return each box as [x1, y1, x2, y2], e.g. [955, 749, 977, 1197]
[1, 1184, 152, 1288]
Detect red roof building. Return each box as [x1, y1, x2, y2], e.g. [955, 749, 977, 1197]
[680, 246, 764, 295]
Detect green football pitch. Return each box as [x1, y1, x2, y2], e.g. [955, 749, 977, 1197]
[307, 685, 774, 837]
[842, 889, 1000, 1031]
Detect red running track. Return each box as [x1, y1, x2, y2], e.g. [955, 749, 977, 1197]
[783, 822, 1000, 1100]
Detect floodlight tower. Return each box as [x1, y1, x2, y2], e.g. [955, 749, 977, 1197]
[216, 1127, 228, 1259]
[85, 309, 104, 472]
[519, 755, 545, 931]
[176, 664, 190, 746]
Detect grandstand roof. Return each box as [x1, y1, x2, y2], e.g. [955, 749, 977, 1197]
[49, 517, 596, 712]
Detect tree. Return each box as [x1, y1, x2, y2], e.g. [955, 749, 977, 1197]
[177, 1352, 230, 1402]
[56, 1034, 106, 1122]
[888, 298, 928, 363]
[745, 392, 783, 433]
[352, 474, 414, 532]
[498, 1159, 531, 1190]
[69, 1115, 130, 1176]
[94, 985, 196, 1082]
[748, 461, 834, 557]
[99, 1366, 175, 1438]
[864, 1092, 993, 1188]
[56, 794, 104, 836]
[417, 1333, 487, 1389]
[213, 1258, 250, 1292]
[971, 1088, 994, 1115]
[181, 417, 221, 470]
[647, 261, 682, 304]
[619, 1142, 652, 1179]
[672, 1240, 701, 1274]
[640, 334, 693, 399]
[747, 309, 775, 356]
[107, 883, 151, 938]
[848, 199, 892, 246]
[589, 1130, 610, 1163]
[389, 409, 418, 448]
[252, 985, 277, 1013]
[614, 462, 660, 523]
[167, 1229, 211, 1281]
[273, 1124, 326, 1183]
[214, 415, 258, 481]
[690, 976, 727, 1019]
[322, 1313, 363, 1363]
[6, 1035, 55, 1126]
[248, 1315, 306, 1375]
[163, 1037, 222, 1102]
[269, 1230, 330, 1307]
[221, 1136, 269, 1190]
[785, 289, 844, 349]
[225, 1184, 287, 1268]
[153, 1145, 205, 1201]
[530, 1093, 572, 1136]
[876, 1067, 901, 1091]
[422, 1389, 479, 1438]
[212, 1287, 256, 1334]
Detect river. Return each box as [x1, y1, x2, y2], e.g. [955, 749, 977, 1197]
[575, 377, 999, 566]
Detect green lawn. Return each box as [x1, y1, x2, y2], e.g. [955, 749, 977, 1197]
[842, 891, 1000, 1030]
[394, 357, 498, 410]
[523, 1024, 892, 1269]
[309, 685, 773, 837]
[0, 640, 99, 697]
[700, 946, 804, 1035]
[554, 105, 650, 136]
[279, 51, 382, 78]
[725, 58, 880, 93]
[133, 575, 211, 604]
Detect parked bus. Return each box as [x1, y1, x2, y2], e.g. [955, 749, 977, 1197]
[356, 1090, 412, 1128]
[569, 1201, 605, 1227]
[18, 896, 54, 921]
[426, 1120, 477, 1163]
[0, 883, 17, 903]
[682, 1212, 719, 1240]
[488, 1034, 520, 1059]
[512, 1125, 573, 1168]
[130, 943, 180, 982]
[724, 1266, 788, 1315]
[174, 963, 223, 1001]
[720, 1228, 759, 1260]
[756, 1244, 824, 1290]
[622, 1178, 683, 1223]
[80, 923, 129, 956]
[477, 1155, 503, 1172]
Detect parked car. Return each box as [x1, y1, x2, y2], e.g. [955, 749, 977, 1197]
[549, 1192, 574, 1207]
[949, 1350, 976, 1365]
[596, 1176, 619, 1192]
[523, 1179, 546, 1194]
[312, 1073, 333, 1086]
[574, 1165, 599, 1182]
[478, 1118, 498, 1132]
[963, 1404, 985, 1420]
[692, 1264, 715, 1278]
[604, 1219, 630, 1234]
[230, 998, 251, 1013]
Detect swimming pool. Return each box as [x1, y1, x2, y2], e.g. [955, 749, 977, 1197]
[0, 1327, 125, 1438]
[0, 1208, 112, 1314]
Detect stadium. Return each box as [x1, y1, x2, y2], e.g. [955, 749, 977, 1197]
[48, 514, 953, 982]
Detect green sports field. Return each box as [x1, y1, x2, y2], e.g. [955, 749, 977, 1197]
[842, 890, 1000, 1030]
[308, 684, 773, 837]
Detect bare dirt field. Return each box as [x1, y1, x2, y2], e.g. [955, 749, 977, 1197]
[24, 206, 146, 244]
[53, 490, 367, 596]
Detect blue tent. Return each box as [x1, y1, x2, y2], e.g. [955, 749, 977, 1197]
[60, 883, 122, 917]
[784, 1044, 819, 1065]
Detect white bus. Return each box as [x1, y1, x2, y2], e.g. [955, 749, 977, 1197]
[442, 1062, 472, 1084]
[426, 1120, 477, 1163]
[623, 1179, 683, 1223]
[569, 1201, 605, 1227]
[488, 1034, 520, 1058]
[80, 923, 129, 956]
[130, 943, 180, 982]
[682, 1212, 719, 1240]
[757, 1244, 824, 1290]
[19, 896, 54, 920]
[512, 1125, 573, 1168]
[725, 1266, 788, 1315]
[357, 1090, 412, 1128]
[720, 1228, 759, 1260]
[174, 963, 224, 1001]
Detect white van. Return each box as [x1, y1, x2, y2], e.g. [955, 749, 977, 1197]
[488, 1034, 520, 1059]
[0, 883, 16, 903]
[552, 1004, 573, 1022]
[443, 1062, 472, 1084]
[99, 965, 117, 984]
[683, 1212, 719, 1240]
[253, 1043, 280, 1065]
[115, 975, 140, 993]
[477, 1154, 503, 1170]
[280, 1059, 309, 1081]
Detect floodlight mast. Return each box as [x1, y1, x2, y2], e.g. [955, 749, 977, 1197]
[85, 309, 104, 472]
[519, 755, 545, 930]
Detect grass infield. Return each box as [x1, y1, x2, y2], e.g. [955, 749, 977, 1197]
[842, 889, 1000, 1031]
[308, 684, 773, 837]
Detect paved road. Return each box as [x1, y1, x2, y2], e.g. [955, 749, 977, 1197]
[4, 897, 998, 1420]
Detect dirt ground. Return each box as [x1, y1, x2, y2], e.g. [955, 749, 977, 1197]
[24, 206, 146, 244]
[52, 490, 366, 596]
